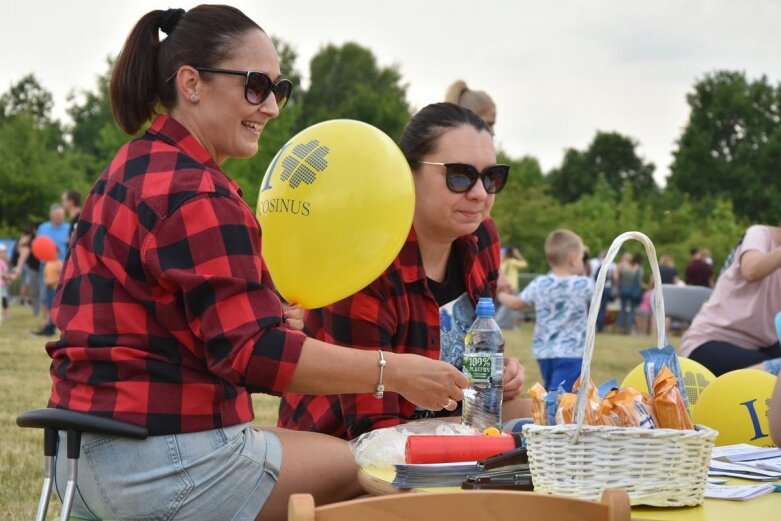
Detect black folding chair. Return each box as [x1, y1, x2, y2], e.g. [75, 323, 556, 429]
[17, 408, 148, 521]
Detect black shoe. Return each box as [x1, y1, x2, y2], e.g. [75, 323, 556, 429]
[31, 326, 56, 336]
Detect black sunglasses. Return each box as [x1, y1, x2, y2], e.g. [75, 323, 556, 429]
[417, 161, 509, 194]
[191, 66, 293, 109]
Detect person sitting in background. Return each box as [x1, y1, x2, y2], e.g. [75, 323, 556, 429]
[497, 229, 592, 392]
[681, 225, 781, 376]
[279, 103, 528, 440]
[445, 79, 497, 135]
[685, 247, 713, 287]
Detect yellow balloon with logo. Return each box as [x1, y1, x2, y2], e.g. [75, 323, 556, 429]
[691, 369, 777, 447]
[257, 120, 415, 309]
[620, 356, 716, 406]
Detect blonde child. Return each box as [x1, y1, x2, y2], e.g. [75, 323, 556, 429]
[498, 229, 593, 391]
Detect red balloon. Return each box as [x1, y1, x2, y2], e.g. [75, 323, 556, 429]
[31, 236, 58, 262]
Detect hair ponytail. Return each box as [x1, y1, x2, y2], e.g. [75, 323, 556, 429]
[110, 5, 262, 135]
[110, 10, 165, 135]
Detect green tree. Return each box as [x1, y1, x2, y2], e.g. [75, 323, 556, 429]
[547, 131, 657, 204]
[668, 70, 781, 223]
[564, 175, 622, 255]
[0, 114, 85, 230]
[295, 42, 411, 139]
[1, 74, 54, 127]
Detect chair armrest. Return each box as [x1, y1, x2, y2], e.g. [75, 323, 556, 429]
[17, 408, 149, 439]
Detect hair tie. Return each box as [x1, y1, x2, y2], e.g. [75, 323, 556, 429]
[159, 8, 185, 36]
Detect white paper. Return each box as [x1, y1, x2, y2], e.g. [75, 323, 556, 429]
[709, 460, 781, 478]
[707, 471, 779, 481]
[711, 444, 781, 462]
[704, 483, 776, 501]
[755, 456, 781, 473]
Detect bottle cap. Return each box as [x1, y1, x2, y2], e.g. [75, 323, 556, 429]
[475, 297, 495, 317]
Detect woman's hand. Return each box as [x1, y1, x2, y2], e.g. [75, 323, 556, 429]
[282, 304, 304, 331]
[386, 352, 468, 411]
[502, 357, 525, 401]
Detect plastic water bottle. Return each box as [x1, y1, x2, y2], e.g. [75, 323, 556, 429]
[461, 297, 504, 431]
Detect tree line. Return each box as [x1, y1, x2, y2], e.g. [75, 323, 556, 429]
[1, 41, 777, 275]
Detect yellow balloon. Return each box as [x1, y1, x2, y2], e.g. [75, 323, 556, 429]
[257, 120, 415, 309]
[691, 369, 777, 447]
[620, 356, 716, 406]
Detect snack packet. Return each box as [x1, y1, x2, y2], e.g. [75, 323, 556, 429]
[597, 379, 619, 399]
[612, 388, 656, 429]
[571, 376, 599, 425]
[595, 391, 622, 426]
[544, 387, 561, 426]
[652, 366, 694, 430]
[640, 346, 692, 415]
[555, 393, 577, 425]
[528, 382, 549, 425]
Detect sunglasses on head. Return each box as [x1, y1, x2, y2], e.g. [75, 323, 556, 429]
[190, 66, 293, 108]
[417, 161, 509, 194]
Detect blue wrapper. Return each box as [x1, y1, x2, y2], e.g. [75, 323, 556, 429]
[640, 345, 692, 415]
[544, 388, 561, 426]
[597, 379, 619, 399]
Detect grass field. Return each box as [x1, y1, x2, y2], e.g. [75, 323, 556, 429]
[0, 303, 677, 520]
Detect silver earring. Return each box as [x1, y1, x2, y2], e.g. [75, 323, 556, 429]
[190, 94, 199, 102]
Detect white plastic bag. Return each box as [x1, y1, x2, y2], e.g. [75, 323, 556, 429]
[349, 420, 479, 467]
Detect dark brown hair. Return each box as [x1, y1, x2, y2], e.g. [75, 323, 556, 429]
[63, 190, 82, 207]
[398, 102, 490, 168]
[110, 5, 262, 134]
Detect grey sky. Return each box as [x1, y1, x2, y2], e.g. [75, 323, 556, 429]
[2, 1, 781, 185]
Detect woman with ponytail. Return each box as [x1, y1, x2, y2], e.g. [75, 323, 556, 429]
[47, 6, 466, 520]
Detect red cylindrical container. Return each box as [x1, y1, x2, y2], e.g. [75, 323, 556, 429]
[405, 435, 518, 464]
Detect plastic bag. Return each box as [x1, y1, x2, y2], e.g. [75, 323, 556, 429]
[349, 420, 479, 467]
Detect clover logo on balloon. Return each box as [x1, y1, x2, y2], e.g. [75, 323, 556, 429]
[257, 119, 415, 309]
[279, 139, 330, 188]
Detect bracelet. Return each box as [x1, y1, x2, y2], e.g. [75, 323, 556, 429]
[373, 350, 386, 399]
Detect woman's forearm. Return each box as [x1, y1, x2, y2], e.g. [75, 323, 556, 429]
[739, 248, 781, 282]
[285, 338, 467, 411]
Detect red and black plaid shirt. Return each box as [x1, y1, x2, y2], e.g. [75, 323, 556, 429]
[278, 220, 500, 439]
[48, 115, 305, 435]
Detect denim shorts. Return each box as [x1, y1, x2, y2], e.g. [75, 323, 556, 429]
[55, 423, 281, 521]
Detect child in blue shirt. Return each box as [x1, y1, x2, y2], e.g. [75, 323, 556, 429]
[498, 229, 593, 391]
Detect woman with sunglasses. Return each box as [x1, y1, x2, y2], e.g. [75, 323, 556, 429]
[45, 6, 467, 521]
[279, 102, 529, 440]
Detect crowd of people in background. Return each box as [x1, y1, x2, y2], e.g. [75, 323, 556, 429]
[0, 190, 81, 335]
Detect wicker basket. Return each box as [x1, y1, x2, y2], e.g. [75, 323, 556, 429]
[522, 231, 717, 507]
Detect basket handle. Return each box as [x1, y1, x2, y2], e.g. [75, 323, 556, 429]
[573, 231, 666, 430]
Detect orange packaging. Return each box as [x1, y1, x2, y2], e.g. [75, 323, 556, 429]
[572, 376, 600, 425]
[652, 366, 694, 430]
[528, 383, 549, 425]
[595, 390, 622, 426]
[612, 388, 656, 429]
[555, 393, 577, 424]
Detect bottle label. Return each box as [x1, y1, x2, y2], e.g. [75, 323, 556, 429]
[463, 353, 492, 383]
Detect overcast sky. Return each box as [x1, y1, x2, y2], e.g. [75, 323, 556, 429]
[3, 1, 781, 185]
